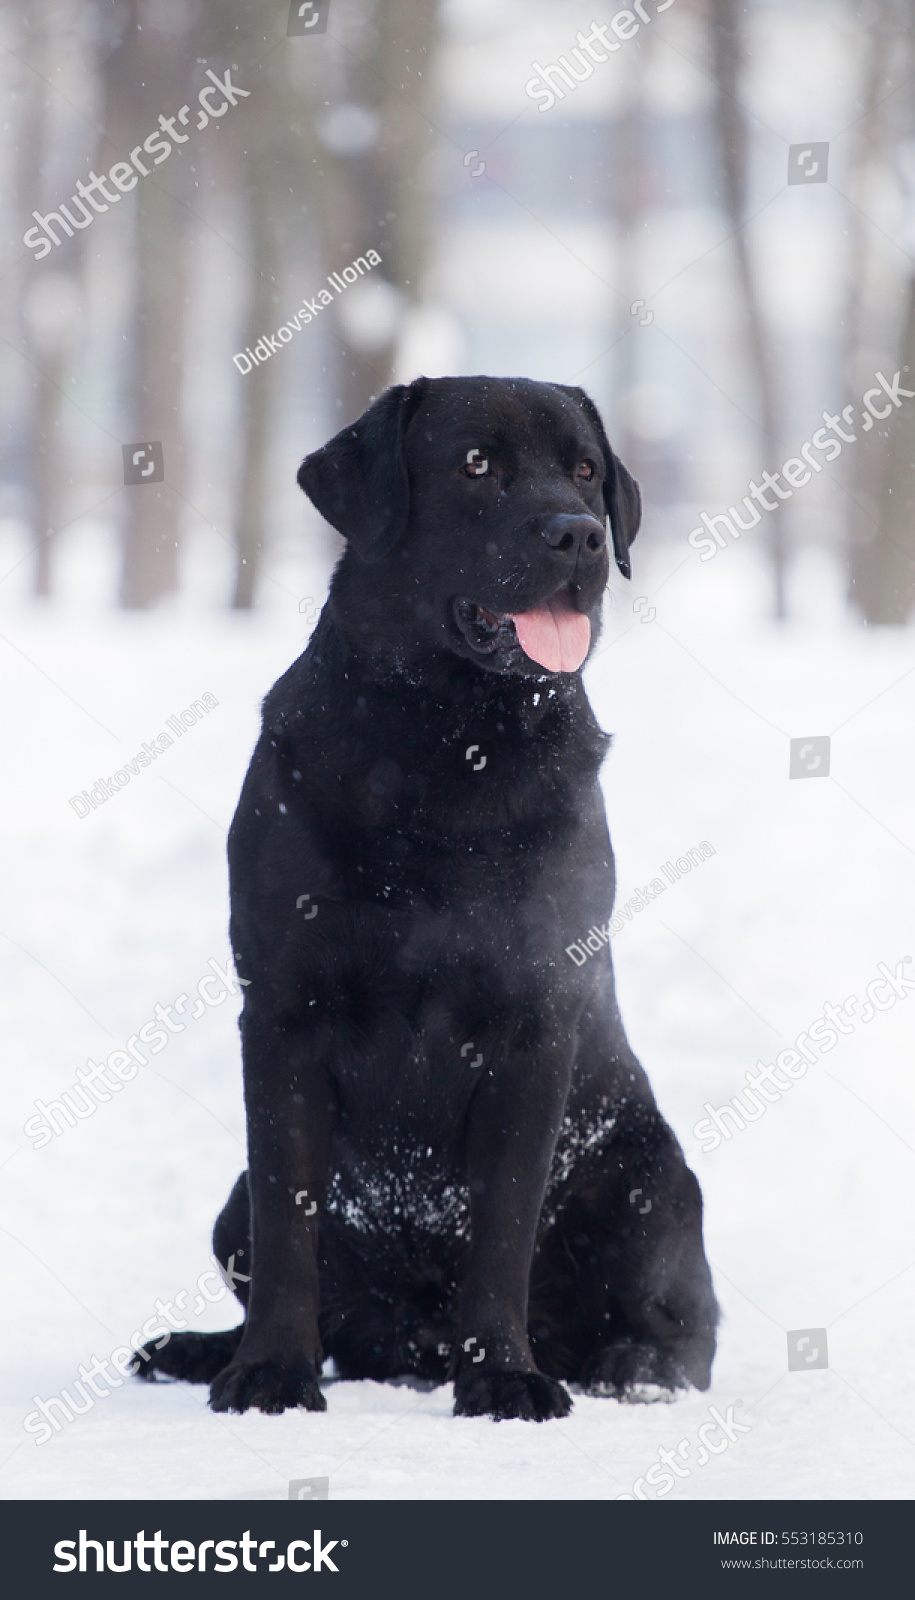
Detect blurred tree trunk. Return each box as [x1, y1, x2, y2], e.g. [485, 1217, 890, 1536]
[612, 26, 648, 479]
[121, 178, 189, 607]
[17, 0, 87, 597]
[101, 0, 196, 609]
[232, 159, 281, 610]
[313, 0, 442, 420]
[21, 25, 60, 598]
[880, 279, 915, 617]
[847, 5, 915, 622]
[215, 0, 305, 609]
[842, 15, 892, 401]
[710, 0, 786, 619]
[850, 279, 915, 621]
[374, 0, 442, 377]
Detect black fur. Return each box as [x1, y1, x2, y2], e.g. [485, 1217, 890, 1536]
[138, 376, 717, 1420]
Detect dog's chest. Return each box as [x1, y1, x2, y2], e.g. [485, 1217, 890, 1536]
[324, 1147, 471, 1245]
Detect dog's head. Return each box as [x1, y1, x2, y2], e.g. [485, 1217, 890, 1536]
[298, 375, 640, 678]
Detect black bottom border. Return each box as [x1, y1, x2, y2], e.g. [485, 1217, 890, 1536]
[0, 1498, 905, 1594]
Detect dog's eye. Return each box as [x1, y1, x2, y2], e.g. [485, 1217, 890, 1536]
[462, 449, 489, 477]
[577, 460, 595, 481]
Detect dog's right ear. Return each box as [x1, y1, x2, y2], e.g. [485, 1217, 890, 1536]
[297, 379, 427, 563]
[554, 384, 641, 579]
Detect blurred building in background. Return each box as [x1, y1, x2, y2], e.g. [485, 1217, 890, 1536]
[1, 0, 913, 621]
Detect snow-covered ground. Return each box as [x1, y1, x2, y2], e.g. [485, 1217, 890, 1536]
[1, 521, 913, 1500]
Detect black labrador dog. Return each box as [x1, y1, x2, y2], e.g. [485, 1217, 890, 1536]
[138, 375, 717, 1421]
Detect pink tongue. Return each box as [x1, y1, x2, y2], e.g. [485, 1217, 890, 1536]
[509, 590, 591, 672]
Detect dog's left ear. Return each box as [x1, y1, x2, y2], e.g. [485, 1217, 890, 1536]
[297, 378, 428, 563]
[556, 385, 642, 579]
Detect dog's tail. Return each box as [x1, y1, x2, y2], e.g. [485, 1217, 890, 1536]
[133, 1326, 244, 1384]
[133, 1172, 250, 1384]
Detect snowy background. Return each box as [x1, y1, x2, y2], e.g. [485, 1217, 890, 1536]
[1, 0, 914, 1501]
[1, 529, 913, 1500]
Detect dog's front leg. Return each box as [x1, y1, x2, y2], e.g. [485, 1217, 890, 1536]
[209, 1011, 337, 1415]
[454, 1044, 573, 1421]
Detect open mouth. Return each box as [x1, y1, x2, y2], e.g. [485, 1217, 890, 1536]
[453, 586, 592, 673]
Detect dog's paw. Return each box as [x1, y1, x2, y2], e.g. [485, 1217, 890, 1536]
[582, 1339, 689, 1402]
[618, 1381, 682, 1404]
[133, 1329, 244, 1385]
[454, 1370, 572, 1422]
[208, 1357, 326, 1415]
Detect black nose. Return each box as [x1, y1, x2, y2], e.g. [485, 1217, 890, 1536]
[541, 512, 606, 563]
